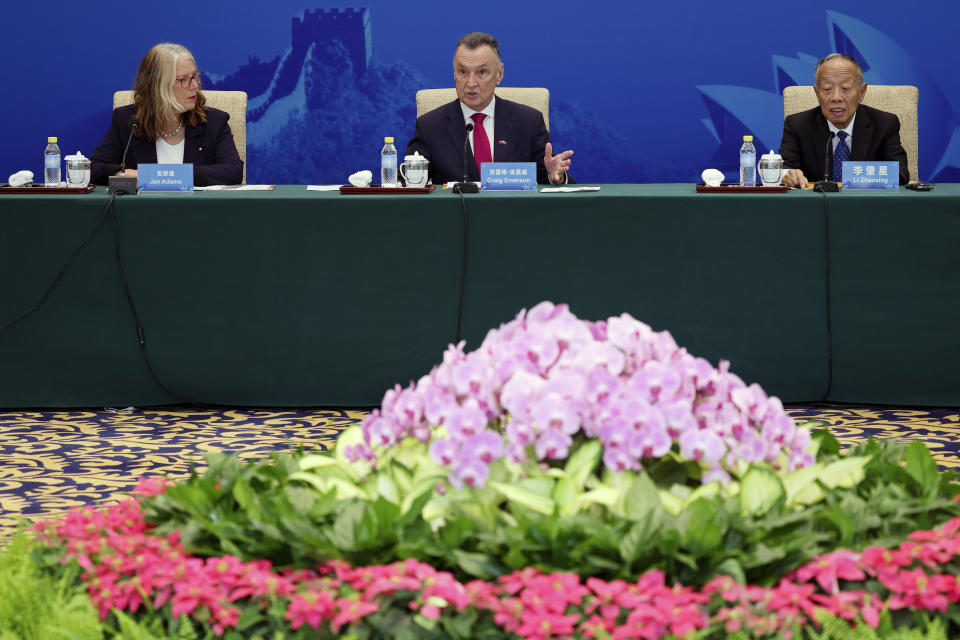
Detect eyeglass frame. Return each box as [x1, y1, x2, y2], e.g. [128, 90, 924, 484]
[175, 71, 203, 88]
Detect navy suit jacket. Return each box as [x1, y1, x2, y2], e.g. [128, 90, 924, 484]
[779, 103, 909, 185]
[90, 104, 243, 186]
[405, 96, 571, 185]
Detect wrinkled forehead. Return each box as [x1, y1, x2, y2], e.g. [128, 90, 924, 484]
[454, 45, 501, 69]
[176, 57, 197, 74]
[816, 61, 862, 86]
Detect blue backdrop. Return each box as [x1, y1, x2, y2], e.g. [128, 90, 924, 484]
[2, 1, 958, 184]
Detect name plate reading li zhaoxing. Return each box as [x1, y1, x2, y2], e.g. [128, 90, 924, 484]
[138, 164, 194, 194]
[841, 161, 899, 190]
[480, 162, 537, 191]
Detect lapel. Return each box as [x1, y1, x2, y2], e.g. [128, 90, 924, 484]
[811, 110, 831, 181]
[444, 100, 477, 179]
[850, 106, 872, 161]
[493, 96, 511, 162]
[183, 121, 205, 164]
[132, 135, 158, 165]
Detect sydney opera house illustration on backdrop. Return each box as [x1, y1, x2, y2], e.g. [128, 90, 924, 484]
[200, 8, 957, 184]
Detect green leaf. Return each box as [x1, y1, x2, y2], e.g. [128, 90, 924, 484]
[819, 505, 855, 546]
[680, 497, 725, 554]
[553, 477, 578, 517]
[905, 440, 939, 494]
[658, 489, 684, 516]
[564, 439, 602, 490]
[375, 473, 401, 504]
[624, 472, 661, 522]
[488, 481, 555, 516]
[714, 558, 746, 584]
[327, 501, 363, 549]
[818, 456, 871, 489]
[739, 466, 785, 516]
[784, 463, 826, 505]
[451, 549, 502, 579]
[297, 454, 339, 471]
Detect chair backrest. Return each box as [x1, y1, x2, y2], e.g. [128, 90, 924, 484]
[113, 90, 248, 184]
[782, 85, 918, 182]
[415, 88, 551, 131]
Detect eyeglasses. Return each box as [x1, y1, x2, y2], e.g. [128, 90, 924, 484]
[175, 71, 203, 88]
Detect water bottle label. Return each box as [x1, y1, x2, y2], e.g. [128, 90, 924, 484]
[45, 155, 60, 168]
[740, 154, 756, 167]
[381, 156, 397, 169]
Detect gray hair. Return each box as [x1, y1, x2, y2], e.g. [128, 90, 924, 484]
[454, 32, 501, 63]
[815, 53, 864, 85]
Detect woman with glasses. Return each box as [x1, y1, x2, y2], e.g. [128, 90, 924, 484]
[91, 42, 242, 186]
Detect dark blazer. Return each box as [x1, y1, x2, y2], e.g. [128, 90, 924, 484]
[779, 103, 909, 185]
[90, 104, 243, 186]
[405, 96, 572, 185]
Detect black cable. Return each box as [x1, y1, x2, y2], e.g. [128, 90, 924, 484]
[0, 193, 116, 334]
[454, 189, 469, 343]
[109, 199, 204, 406]
[820, 189, 834, 401]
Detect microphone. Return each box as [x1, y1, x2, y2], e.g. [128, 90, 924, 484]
[453, 122, 479, 194]
[814, 131, 839, 192]
[109, 117, 140, 195]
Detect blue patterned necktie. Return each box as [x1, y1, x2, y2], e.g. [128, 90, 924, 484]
[832, 131, 850, 181]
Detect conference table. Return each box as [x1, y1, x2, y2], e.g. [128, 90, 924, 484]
[0, 184, 957, 408]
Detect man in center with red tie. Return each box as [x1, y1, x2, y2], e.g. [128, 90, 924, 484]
[405, 32, 574, 186]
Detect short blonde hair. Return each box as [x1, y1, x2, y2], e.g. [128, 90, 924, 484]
[132, 43, 207, 139]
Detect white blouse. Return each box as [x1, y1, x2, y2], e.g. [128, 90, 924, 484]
[155, 137, 185, 164]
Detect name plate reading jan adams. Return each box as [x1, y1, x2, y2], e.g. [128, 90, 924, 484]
[480, 162, 537, 191]
[138, 164, 194, 194]
[841, 161, 899, 190]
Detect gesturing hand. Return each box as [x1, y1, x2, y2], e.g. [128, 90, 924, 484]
[544, 142, 573, 184]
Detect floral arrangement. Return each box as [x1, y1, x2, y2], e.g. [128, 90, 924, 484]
[12, 302, 960, 638]
[350, 301, 812, 489]
[27, 490, 960, 639]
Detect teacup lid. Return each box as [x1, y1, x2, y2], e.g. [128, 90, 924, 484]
[64, 151, 89, 162]
[760, 149, 782, 161]
[404, 151, 429, 163]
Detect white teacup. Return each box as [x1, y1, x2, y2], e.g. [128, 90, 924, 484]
[400, 154, 429, 188]
[65, 153, 91, 188]
[758, 150, 784, 187]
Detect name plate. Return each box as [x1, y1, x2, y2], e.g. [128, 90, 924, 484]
[480, 162, 537, 191]
[841, 161, 898, 190]
[138, 164, 194, 193]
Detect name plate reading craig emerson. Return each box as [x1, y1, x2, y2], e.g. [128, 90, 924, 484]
[480, 162, 537, 191]
[138, 164, 194, 194]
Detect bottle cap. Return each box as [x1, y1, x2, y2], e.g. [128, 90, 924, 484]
[384, 136, 394, 143]
[48, 136, 58, 143]
[743, 135, 753, 142]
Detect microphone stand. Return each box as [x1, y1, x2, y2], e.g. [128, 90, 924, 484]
[452, 122, 479, 194]
[109, 119, 140, 195]
[814, 131, 839, 192]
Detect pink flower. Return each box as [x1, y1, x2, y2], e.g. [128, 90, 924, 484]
[284, 590, 335, 630]
[795, 550, 866, 594]
[331, 598, 379, 632]
[535, 428, 573, 460]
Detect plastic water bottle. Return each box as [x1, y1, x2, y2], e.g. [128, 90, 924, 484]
[739, 135, 756, 187]
[44, 136, 61, 187]
[381, 137, 397, 188]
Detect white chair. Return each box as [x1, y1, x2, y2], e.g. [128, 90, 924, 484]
[782, 85, 918, 183]
[113, 90, 248, 184]
[416, 88, 551, 131]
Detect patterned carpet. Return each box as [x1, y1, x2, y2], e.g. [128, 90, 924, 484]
[1, 404, 958, 539]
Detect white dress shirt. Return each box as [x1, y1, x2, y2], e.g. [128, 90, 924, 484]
[459, 96, 496, 161]
[828, 113, 856, 153]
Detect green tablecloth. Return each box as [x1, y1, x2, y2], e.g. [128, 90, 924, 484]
[0, 184, 956, 407]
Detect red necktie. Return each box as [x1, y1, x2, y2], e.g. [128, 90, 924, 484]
[471, 113, 491, 177]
